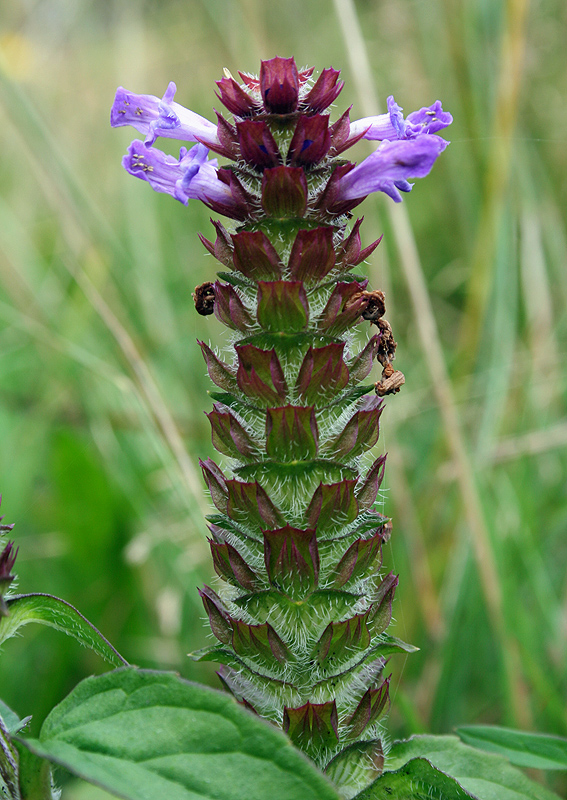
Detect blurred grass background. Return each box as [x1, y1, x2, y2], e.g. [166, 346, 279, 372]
[0, 0, 566, 793]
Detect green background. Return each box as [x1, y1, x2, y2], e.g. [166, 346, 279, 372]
[0, 0, 565, 795]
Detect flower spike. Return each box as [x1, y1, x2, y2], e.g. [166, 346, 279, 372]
[113, 60, 451, 772]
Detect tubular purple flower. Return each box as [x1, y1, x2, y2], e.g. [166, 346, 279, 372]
[111, 83, 220, 148]
[122, 140, 234, 207]
[336, 135, 449, 203]
[350, 96, 452, 141]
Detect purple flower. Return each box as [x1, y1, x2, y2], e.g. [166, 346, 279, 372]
[122, 140, 233, 207]
[350, 96, 452, 142]
[112, 65, 451, 216]
[111, 82, 220, 148]
[336, 135, 449, 203]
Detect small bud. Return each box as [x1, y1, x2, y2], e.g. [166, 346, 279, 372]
[226, 479, 285, 530]
[283, 701, 339, 751]
[288, 227, 335, 283]
[213, 282, 254, 331]
[302, 68, 344, 113]
[337, 218, 382, 268]
[347, 677, 391, 738]
[260, 57, 299, 114]
[265, 405, 319, 462]
[324, 740, 384, 790]
[206, 169, 258, 221]
[232, 619, 290, 664]
[216, 667, 261, 714]
[356, 454, 387, 512]
[261, 166, 308, 218]
[209, 539, 261, 592]
[257, 281, 309, 333]
[206, 405, 259, 460]
[287, 115, 331, 167]
[348, 335, 381, 383]
[318, 280, 369, 335]
[232, 230, 283, 281]
[329, 109, 370, 155]
[306, 480, 358, 530]
[328, 396, 384, 459]
[216, 76, 257, 116]
[198, 219, 234, 267]
[199, 585, 233, 644]
[0, 538, 17, 616]
[236, 344, 288, 405]
[263, 526, 319, 597]
[198, 340, 239, 393]
[314, 611, 371, 669]
[368, 573, 398, 635]
[296, 343, 349, 404]
[209, 112, 240, 160]
[329, 108, 353, 153]
[237, 120, 281, 169]
[200, 458, 229, 513]
[315, 162, 362, 217]
[332, 529, 384, 587]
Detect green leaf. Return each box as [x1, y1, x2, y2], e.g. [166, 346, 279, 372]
[353, 757, 476, 799]
[457, 726, 567, 771]
[18, 668, 340, 800]
[0, 594, 127, 668]
[216, 271, 252, 288]
[0, 700, 30, 736]
[384, 735, 562, 800]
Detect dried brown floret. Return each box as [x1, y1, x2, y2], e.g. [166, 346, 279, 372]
[193, 281, 215, 316]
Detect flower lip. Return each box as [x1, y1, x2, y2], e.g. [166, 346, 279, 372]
[111, 83, 219, 149]
[111, 86, 159, 133]
[406, 100, 453, 135]
[350, 96, 453, 142]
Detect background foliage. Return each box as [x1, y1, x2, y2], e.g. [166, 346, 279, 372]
[0, 0, 565, 794]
